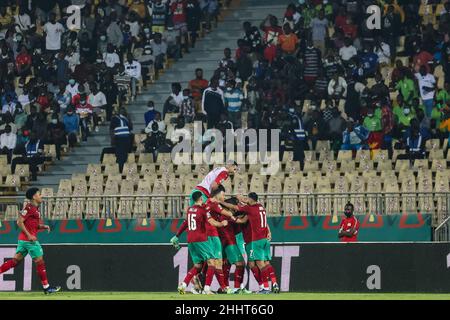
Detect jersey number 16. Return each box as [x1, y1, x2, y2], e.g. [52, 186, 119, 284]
[188, 214, 197, 231]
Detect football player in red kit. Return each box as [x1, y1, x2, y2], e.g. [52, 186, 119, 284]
[0, 188, 61, 294]
[338, 203, 360, 242]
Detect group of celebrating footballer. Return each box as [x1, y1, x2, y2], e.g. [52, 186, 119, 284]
[171, 162, 279, 295]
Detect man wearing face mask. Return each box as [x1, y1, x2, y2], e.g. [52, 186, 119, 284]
[338, 203, 359, 243]
[144, 101, 157, 127]
[224, 80, 243, 129]
[123, 53, 142, 101]
[0, 125, 17, 163]
[46, 114, 66, 161]
[135, 44, 154, 89]
[75, 94, 93, 142]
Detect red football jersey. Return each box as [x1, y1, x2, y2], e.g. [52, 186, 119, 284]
[18, 203, 41, 241]
[238, 204, 269, 242]
[171, 0, 187, 24]
[218, 217, 237, 247]
[339, 216, 360, 242]
[240, 220, 252, 244]
[205, 199, 223, 237]
[186, 205, 211, 243]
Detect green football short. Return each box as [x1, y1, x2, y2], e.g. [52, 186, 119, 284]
[16, 240, 44, 259]
[224, 244, 244, 264]
[208, 236, 222, 259]
[235, 232, 246, 258]
[189, 189, 209, 206]
[247, 239, 271, 261]
[188, 241, 213, 264]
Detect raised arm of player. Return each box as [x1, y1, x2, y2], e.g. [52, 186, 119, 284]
[235, 215, 249, 224]
[176, 220, 188, 237]
[220, 201, 239, 212]
[17, 215, 36, 242]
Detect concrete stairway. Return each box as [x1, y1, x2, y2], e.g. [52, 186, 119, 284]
[30, 0, 290, 191]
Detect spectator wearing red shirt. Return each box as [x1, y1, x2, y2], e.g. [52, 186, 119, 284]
[338, 203, 360, 242]
[188, 68, 209, 111]
[342, 16, 358, 40]
[260, 14, 283, 64]
[16, 45, 32, 77]
[413, 47, 434, 74]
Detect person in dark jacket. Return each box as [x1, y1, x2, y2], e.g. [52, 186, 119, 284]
[110, 108, 133, 173]
[202, 78, 225, 129]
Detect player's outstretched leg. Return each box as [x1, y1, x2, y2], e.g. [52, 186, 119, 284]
[203, 262, 216, 294]
[34, 258, 61, 294]
[0, 258, 20, 274]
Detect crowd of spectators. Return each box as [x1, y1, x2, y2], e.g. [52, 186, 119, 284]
[0, 0, 225, 180]
[146, 0, 450, 170]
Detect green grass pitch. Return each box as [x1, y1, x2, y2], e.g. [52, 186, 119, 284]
[0, 292, 449, 300]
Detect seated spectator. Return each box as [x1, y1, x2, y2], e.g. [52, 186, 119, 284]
[2, 95, 16, 114]
[135, 44, 155, 88]
[0, 124, 16, 163]
[75, 94, 93, 142]
[164, 25, 182, 61]
[339, 38, 357, 65]
[374, 38, 391, 66]
[163, 82, 183, 116]
[63, 106, 79, 150]
[180, 88, 195, 123]
[65, 78, 80, 97]
[12, 132, 45, 181]
[103, 43, 121, 71]
[15, 45, 32, 78]
[89, 83, 107, 132]
[124, 53, 142, 101]
[328, 73, 348, 100]
[144, 101, 157, 127]
[341, 119, 369, 151]
[46, 113, 66, 160]
[145, 112, 166, 134]
[150, 33, 168, 77]
[114, 65, 132, 103]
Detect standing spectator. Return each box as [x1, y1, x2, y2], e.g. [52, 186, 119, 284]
[338, 203, 359, 242]
[202, 78, 225, 129]
[106, 12, 124, 50]
[164, 25, 182, 61]
[260, 14, 282, 64]
[110, 108, 133, 173]
[341, 120, 368, 151]
[287, 107, 306, 168]
[101, 73, 119, 122]
[180, 88, 195, 123]
[186, 0, 202, 48]
[14, 6, 32, 33]
[278, 23, 298, 56]
[55, 51, 70, 85]
[415, 65, 436, 118]
[151, 0, 168, 34]
[63, 106, 79, 151]
[303, 39, 322, 87]
[188, 68, 209, 112]
[124, 53, 142, 101]
[311, 9, 328, 55]
[0, 124, 16, 163]
[171, 0, 189, 53]
[43, 13, 65, 55]
[224, 79, 243, 128]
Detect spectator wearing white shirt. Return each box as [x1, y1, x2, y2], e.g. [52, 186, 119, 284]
[89, 83, 108, 132]
[374, 38, 391, 66]
[339, 38, 357, 64]
[415, 65, 436, 118]
[145, 112, 166, 134]
[2, 96, 16, 114]
[124, 53, 142, 101]
[66, 78, 80, 97]
[0, 125, 16, 163]
[65, 46, 80, 73]
[328, 73, 348, 99]
[103, 43, 121, 70]
[163, 82, 183, 117]
[15, 7, 31, 33]
[43, 13, 65, 54]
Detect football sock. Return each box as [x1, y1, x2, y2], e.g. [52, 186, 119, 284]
[260, 266, 270, 289]
[250, 266, 262, 285]
[0, 259, 18, 274]
[183, 267, 200, 286]
[268, 265, 278, 285]
[222, 263, 230, 287]
[35, 260, 49, 288]
[215, 268, 226, 289]
[234, 266, 245, 289]
[205, 266, 215, 287]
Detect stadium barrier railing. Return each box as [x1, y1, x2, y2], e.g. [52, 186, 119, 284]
[0, 192, 449, 226]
